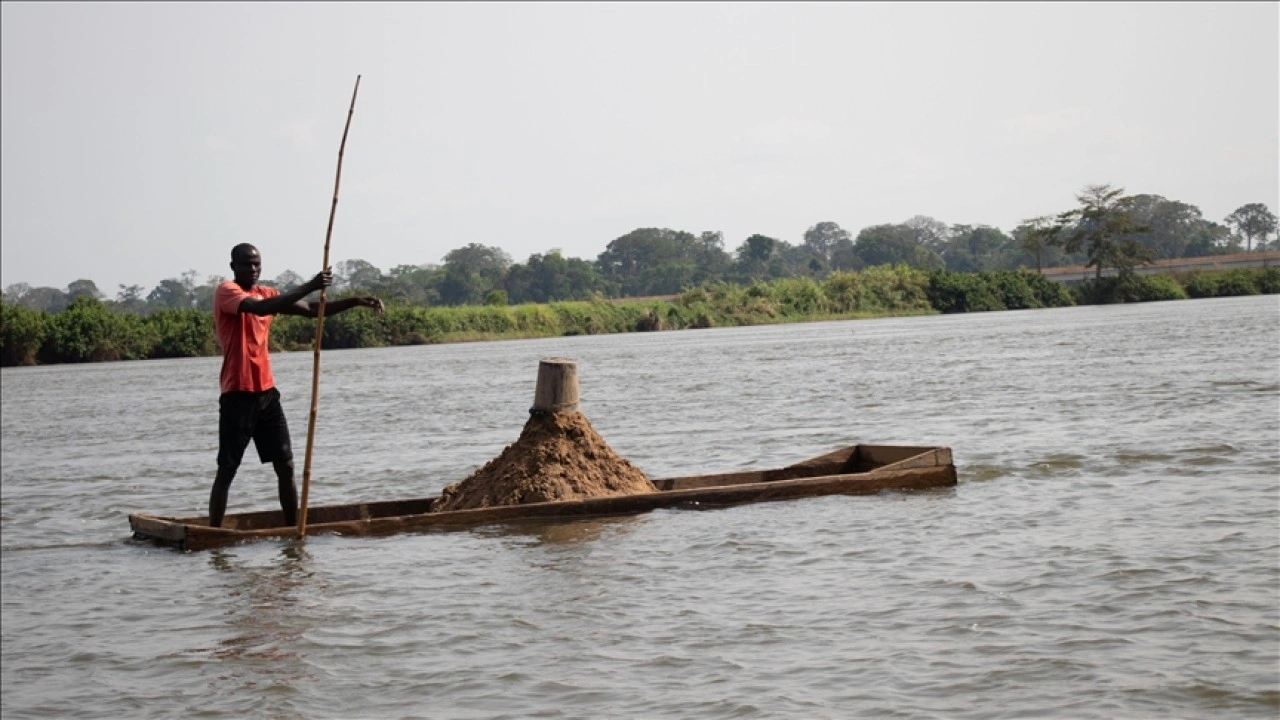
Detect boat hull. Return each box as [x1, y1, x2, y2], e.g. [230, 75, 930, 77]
[129, 444, 956, 551]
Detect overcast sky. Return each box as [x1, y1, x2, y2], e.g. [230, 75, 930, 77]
[2, 2, 1276, 294]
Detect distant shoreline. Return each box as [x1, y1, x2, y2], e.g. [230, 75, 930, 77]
[3, 266, 1276, 368]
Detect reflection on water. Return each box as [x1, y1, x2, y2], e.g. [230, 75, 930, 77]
[195, 541, 320, 715]
[472, 515, 645, 545]
[1, 296, 1277, 720]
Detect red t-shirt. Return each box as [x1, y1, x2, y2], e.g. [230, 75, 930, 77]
[214, 281, 281, 394]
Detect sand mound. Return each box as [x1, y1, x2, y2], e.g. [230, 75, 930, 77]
[433, 411, 656, 512]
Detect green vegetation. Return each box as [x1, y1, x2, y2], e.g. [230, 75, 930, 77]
[6, 192, 1276, 321]
[925, 270, 1075, 314]
[2, 298, 215, 365]
[1047, 184, 1156, 282]
[3, 188, 1277, 367]
[40, 296, 155, 363]
[1225, 204, 1279, 254]
[0, 301, 46, 366]
[5, 266, 1277, 367]
[1071, 275, 1189, 305]
[1177, 267, 1280, 298]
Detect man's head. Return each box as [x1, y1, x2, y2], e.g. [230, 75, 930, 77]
[230, 244, 261, 289]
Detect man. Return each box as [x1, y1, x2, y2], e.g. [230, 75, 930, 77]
[209, 243, 384, 528]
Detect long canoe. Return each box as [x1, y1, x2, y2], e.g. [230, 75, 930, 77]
[129, 444, 956, 552]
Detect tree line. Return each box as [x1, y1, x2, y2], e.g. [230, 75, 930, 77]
[4, 263, 1277, 367]
[3, 189, 1276, 316]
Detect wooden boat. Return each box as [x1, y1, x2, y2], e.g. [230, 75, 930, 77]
[129, 444, 956, 552]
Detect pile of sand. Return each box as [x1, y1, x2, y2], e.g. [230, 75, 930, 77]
[433, 411, 657, 512]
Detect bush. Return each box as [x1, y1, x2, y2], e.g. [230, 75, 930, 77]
[769, 277, 828, 316]
[145, 309, 217, 358]
[1075, 275, 1188, 304]
[635, 309, 662, 332]
[987, 271, 1042, 310]
[460, 305, 518, 335]
[670, 288, 720, 329]
[550, 302, 613, 336]
[859, 265, 932, 313]
[270, 315, 318, 352]
[1, 304, 47, 366]
[323, 308, 387, 349]
[926, 271, 1003, 314]
[379, 306, 437, 345]
[821, 272, 862, 313]
[41, 296, 153, 362]
[1133, 275, 1190, 302]
[1024, 273, 1076, 308]
[1259, 267, 1280, 294]
[510, 304, 561, 335]
[925, 270, 1075, 314]
[1180, 271, 1222, 299]
[1181, 270, 1260, 298]
[1213, 270, 1260, 297]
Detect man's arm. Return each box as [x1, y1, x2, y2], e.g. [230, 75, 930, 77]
[238, 271, 331, 316]
[282, 295, 385, 318]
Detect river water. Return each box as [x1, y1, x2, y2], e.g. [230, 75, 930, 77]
[2, 296, 1277, 719]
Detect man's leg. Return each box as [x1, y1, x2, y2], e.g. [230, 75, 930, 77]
[255, 388, 297, 528]
[273, 459, 298, 527]
[213, 392, 251, 529]
[209, 467, 236, 528]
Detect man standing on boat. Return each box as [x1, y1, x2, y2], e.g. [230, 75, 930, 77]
[209, 243, 384, 528]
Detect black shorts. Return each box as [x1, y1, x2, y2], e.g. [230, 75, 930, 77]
[217, 387, 294, 471]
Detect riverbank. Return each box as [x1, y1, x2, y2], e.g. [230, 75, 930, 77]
[2, 265, 1276, 366]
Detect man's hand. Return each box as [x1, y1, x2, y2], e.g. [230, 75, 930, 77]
[296, 294, 384, 319]
[306, 268, 335, 293]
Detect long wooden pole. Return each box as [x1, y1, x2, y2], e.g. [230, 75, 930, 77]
[299, 74, 361, 538]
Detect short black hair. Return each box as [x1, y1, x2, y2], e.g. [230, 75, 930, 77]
[231, 243, 259, 262]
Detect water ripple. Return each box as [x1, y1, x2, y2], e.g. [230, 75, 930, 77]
[2, 297, 1279, 719]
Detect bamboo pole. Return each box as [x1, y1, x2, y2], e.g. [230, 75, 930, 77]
[299, 74, 361, 538]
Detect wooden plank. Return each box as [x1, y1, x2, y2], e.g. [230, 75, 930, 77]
[856, 445, 939, 468]
[129, 514, 186, 543]
[133, 467, 956, 551]
[655, 444, 860, 490]
[654, 463, 845, 491]
[180, 524, 253, 552]
[365, 465, 958, 534]
[873, 447, 952, 472]
[791, 445, 858, 470]
[128, 445, 957, 551]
